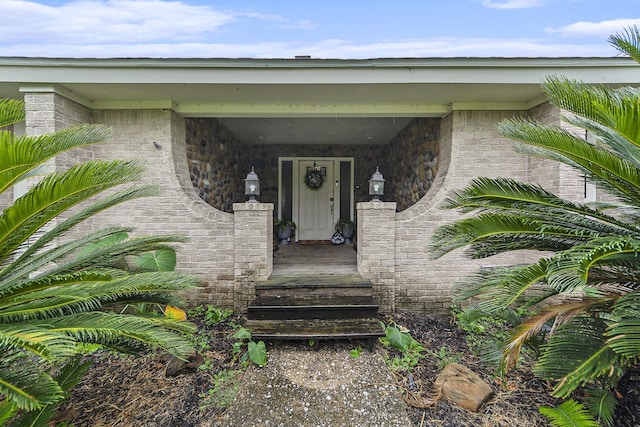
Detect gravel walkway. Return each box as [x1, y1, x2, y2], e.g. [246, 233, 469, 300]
[220, 342, 412, 426]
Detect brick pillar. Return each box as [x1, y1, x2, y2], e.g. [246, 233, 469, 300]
[233, 202, 274, 312]
[356, 201, 396, 312]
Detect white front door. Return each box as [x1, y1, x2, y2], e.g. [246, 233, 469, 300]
[297, 159, 336, 241]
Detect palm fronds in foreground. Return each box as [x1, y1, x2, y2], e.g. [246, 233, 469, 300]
[431, 26, 640, 425]
[0, 98, 199, 417]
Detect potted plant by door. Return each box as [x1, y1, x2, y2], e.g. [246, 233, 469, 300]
[274, 218, 297, 245]
[335, 219, 355, 244]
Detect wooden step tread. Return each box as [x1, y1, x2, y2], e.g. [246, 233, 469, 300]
[246, 318, 384, 340]
[256, 275, 372, 290]
[249, 295, 378, 307]
[247, 305, 379, 321]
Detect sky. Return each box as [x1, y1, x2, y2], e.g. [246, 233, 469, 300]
[1, 0, 639, 59]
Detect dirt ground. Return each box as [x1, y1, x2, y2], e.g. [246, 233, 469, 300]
[52, 311, 640, 427]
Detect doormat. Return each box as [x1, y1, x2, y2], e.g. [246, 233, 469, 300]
[299, 240, 331, 245]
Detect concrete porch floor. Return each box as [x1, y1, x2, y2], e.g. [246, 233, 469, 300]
[272, 243, 358, 276]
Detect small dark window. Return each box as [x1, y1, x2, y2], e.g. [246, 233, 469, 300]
[281, 160, 293, 220]
[340, 161, 351, 220]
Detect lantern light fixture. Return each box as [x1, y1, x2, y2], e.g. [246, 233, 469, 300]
[369, 166, 385, 200]
[244, 166, 260, 202]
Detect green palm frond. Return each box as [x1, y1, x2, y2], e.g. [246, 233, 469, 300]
[539, 399, 599, 427]
[0, 352, 63, 411]
[432, 212, 599, 259]
[0, 124, 111, 194]
[609, 25, 640, 63]
[0, 271, 197, 323]
[44, 311, 195, 358]
[41, 234, 188, 277]
[501, 118, 640, 207]
[0, 270, 116, 301]
[584, 387, 619, 427]
[441, 176, 566, 212]
[431, 27, 640, 421]
[547, 237, 640, 293]
[542, 76, 640, 146]
[582, 86, 640, 153]
[563, 109, 640, 170]
[0, 227, 132, 289]
[14, 357, 92, 427]
[535, 316, 619, 398]
[0, 325, 76, 361]
[455, 261, 551, 312]
[503, 300, 601, 372]
[0, 99, 198, 414]
[439, 177, 635, 237]
[0, 159, 145, 263]
[0, 98, 25, 128]
[606, 290, 640, 358]
[5, 185, 160, 272]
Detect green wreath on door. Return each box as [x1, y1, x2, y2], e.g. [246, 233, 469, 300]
[304, 169, 324, 190]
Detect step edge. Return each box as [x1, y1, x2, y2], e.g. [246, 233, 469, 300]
[248, 304, 380, 310]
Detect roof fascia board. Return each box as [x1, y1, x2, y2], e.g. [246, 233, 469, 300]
[91, 100, 177, 110]
[175, 100, 535, 117]
[1, 56, 636, 68]
[176, 102, 451, 117]
[2, 57, 637, 86]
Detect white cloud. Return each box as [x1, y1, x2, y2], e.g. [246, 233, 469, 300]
[1, 0, 237, 43]
[546, 18, 640, 37]
[0, 0, 314, 45]
[0, 0, 622, 59]
[481, 0, 544, 9]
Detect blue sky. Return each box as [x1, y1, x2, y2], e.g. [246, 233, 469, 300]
[1, 0, 639, 58]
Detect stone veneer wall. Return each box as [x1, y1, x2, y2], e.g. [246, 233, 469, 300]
[246, 144, 383, 205]
[384, 118, 440, 211]
[185, 119, 248, 213]
[186, 117, 443, 213]
[185, 117, 389, 209]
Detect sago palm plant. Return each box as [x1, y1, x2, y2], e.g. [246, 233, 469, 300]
[430, 26, 640, 425]
[0, 98, 198, 420]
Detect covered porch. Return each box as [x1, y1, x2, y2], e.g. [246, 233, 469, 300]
[272, 243, 358, 276]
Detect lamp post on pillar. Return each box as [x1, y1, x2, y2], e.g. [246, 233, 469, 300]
[244, 166, 260, 202]
[234, 167, 272, 312]
[369, 166, 385, 201]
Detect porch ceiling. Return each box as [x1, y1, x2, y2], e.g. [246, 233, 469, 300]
[217, 117, 414, 145]
[1, 56, 637, 145]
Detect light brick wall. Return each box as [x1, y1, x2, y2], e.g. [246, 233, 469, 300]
[526, 102, 585, 203]
[20, 92, 93, 256]
[357, 201, 396, 312]
[90, 109, 237, 307]
[19, 93, 268, 310]
[19, 90, 585, 315]
[394, 110, 529, 313]
[23, 91, 93, 173]
[233, 202, 274, 311]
